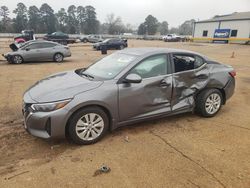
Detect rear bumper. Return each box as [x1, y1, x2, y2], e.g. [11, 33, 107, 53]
[224, 77, 235, 101]
[64, 51, 71, 57]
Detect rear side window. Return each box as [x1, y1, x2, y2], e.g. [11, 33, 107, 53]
[130, 55, 169, 78]
[27, 43, 42, 50]
[40, 43, 57, 48]
[173, 54, 205, 73]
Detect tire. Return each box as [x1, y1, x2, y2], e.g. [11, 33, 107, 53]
[82, 39, 88, 43]
[53, 53, 64, 63]
[63, 41, 68, 45]
[195, 89, 223, 117]
[68, 107, 109, 145]
[119, 45, 125, 50]
[12, 55, 23, 64]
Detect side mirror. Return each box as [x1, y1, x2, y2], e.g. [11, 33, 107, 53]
[124, 73, 142, 84]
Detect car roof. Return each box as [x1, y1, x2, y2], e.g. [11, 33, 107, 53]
[23, 40, 59, 45]
[119, 48, 209, 60]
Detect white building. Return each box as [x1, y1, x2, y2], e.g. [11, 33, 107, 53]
[193, 12, 250, 44]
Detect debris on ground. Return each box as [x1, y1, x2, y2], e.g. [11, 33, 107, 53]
[50, 145, 60, 150]
[231, 51, 235, 58]
[93, 165, 111, 177]
[50, 167, 56, 175]
[71, 157, 80, 162]
[5, 171, 29, 180]
[124, 135, 129, 142]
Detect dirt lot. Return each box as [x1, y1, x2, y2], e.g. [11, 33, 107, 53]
[0, 39, 250, 188]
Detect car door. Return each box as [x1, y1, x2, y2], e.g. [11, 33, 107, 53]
[37, 43, 57, 60]
[106, 39, 112, 48]
[170, 53, 209, 111]
[109, 39, 119, 49]
[21, 43, 42, 61]
[118, 54, 173, 122]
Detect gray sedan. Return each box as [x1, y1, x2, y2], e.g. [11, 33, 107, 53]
[3, 41, 71, 64]
[22, 48, 235, 145]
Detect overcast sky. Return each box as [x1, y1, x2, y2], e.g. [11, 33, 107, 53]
[1, 0, 250, 28]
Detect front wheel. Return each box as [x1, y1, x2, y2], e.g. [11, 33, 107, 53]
[12, 55, 23, 64]
[68, 107, 109, 145]
[195, 89, 223, 117]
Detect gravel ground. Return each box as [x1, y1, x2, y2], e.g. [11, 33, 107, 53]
[0, 39, 250, 188]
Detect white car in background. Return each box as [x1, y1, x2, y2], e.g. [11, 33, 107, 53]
[163, 34, 183, 42]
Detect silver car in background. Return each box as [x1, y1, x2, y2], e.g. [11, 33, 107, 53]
[3, 40, 71, 64]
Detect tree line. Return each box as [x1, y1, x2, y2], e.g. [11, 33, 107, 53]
[0, 3, 100, 34]
[0, 3, 195, 35]
[138, 15, 195, 35]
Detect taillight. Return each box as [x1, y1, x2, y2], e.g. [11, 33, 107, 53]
[229, 70, 236, 77]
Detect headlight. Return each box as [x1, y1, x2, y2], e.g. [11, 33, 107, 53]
[31, 99, 71, 112]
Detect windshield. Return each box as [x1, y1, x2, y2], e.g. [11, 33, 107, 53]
[82, 53, 137, 80]
[102, 39, 110, 43]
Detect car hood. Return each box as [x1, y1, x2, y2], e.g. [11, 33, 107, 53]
[93, 42, 104, 46]
[9, 43, 19, 51]
[26, 70, 103, 103]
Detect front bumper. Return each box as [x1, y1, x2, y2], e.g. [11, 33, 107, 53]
[22, 103, 71, 139]
[93, 45, 100, 50]
[2, 54, 11, 62]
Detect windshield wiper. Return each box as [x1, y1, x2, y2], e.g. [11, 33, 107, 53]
[81, 72, 94, 80]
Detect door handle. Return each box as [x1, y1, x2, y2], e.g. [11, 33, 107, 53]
[160, 80, 171, 87]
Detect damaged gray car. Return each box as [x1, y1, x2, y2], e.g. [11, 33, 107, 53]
[2, 40, 71, 64]
[22, 48, 235, 145]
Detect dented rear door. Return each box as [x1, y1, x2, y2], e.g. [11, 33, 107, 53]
[170, 53, 209, 111]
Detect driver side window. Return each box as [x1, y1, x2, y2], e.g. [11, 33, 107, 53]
[130, 55, 168, 79]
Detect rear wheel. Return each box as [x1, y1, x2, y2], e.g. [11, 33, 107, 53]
[12, 55, 23, 64]
[54, 53, 64, 63]
[119, 45, 125, 50]
[68, 107, 109, 145]
[195, 89, 222, 117]
[82, 38, 88, 43]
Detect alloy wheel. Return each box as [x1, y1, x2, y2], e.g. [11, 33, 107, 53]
[75, 113, 104, 141]
[13, 55, 23, 64]
[55, 54, 63, 62]
[205, 93, 221, 115]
